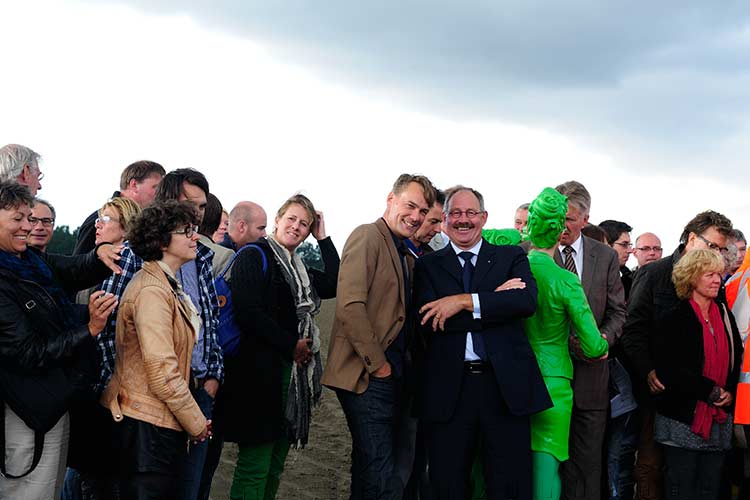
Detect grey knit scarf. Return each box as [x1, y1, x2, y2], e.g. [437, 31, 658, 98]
[267, 235, 322, 449]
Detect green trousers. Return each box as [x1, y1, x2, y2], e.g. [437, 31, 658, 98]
[230, 363, 292, 500]
[471, 452, 560, 500]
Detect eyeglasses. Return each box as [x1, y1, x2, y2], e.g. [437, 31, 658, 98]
[697, 234, 729, 254]
[95, 215, 119, 225]
[28, 216, 54, 227]
[613, 241, 633, 249]
[635, 246, 663, 253]
[172, 225, 199, 238]
[446, 209, 484, 219]
[36, 171, 44, 181]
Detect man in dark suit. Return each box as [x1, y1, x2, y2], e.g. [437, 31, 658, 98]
[413, 185, 551, 500]
[554, 181, 627, 500]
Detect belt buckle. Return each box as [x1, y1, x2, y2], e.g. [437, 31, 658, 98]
[466, 361, 484, 374]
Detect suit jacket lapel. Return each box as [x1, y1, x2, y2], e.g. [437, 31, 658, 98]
[554, 248, 563, 267]
[580, 236, 596, 296]
[436, 245, 463, 289]
[472, 240, 499, 289]
[375, 219, 405, 307]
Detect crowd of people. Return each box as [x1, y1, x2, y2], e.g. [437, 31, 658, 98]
[0, 142, 748, 500]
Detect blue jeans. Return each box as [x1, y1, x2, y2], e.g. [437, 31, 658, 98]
[61, 468, 82, 500]
[337, 376, 402, 500]
[177, 386, 214, 500]
[607, 409, 638, 500]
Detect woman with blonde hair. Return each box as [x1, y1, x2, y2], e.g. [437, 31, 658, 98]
[215, 193, 339, 500]
[653, 249, 742, 500]
[94, 197, 141, 247]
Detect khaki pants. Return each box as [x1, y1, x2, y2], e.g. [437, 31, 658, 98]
[0, 404, 69, 500]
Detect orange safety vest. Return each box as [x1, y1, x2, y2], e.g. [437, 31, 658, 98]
[733, 251, 750, 425]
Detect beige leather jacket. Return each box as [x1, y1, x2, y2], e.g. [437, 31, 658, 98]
[101, 260, 207, 437]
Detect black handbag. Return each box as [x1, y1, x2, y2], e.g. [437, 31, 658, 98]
[0, 365, 72, 478]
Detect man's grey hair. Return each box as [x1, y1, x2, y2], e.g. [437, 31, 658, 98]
[33, 198, 56, 220]
[517, 203, 530, 210]
[443, 185, 485, 213]
[0, 144, 41, 182]
[555, 180, 591, 215]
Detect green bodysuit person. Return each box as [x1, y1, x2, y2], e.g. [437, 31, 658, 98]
[523, 187, 608, 500]
[475, 191, 608, 500]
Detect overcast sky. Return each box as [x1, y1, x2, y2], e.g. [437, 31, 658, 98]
[2, 0, 749, 266]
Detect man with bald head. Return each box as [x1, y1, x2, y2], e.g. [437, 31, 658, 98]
[632, 232, 663, 270]
[223, 201, 268, 250]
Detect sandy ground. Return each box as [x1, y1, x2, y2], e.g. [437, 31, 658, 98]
[210, 299, 353, 499]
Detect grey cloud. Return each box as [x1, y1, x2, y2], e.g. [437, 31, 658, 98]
[100, 0, 750, 174]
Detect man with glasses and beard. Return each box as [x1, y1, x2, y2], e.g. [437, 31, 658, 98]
[621, 210, 733, 500]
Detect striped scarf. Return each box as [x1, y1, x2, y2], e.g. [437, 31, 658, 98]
[267, 235, 322, 449]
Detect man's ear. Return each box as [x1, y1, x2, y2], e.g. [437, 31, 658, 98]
[20, 164, 33, 183]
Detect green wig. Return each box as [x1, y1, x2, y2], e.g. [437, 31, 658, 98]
[527, 187, 568, 249]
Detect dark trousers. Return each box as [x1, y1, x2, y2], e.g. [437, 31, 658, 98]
[116, 417, 187, 500]
[404, 420, 433, 500]
[634, 407, 663, 500]
[607, 409, 639, 500]
[337, 376, 403, 500]
[561, 407, 607, 500]
[427, 367, 532, 500]
[662, 445, 725, 500]
[177, 386, 214, 500]
[198, 430, 224, 500]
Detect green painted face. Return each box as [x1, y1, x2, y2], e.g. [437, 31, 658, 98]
[527, 187, 568, 250]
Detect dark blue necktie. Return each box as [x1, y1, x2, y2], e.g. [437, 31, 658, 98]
[459, 251, 486, 360]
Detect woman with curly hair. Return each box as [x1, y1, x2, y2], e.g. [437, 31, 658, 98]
[652, 249, 742, 500]
[524, 187, 609, 500]
[100, 200, 210, 499]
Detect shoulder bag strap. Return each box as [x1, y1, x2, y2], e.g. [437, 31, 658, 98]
[0, 403, 45, 479]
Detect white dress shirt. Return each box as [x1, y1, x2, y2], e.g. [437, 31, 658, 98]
[449, 240, 483, 361]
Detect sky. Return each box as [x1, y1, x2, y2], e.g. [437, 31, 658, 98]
[1, 0, 749, 267]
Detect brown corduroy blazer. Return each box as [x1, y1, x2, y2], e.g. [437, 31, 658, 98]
[322, 218, 414, 394]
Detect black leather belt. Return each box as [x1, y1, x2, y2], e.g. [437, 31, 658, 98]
[464, 360, 488, 374]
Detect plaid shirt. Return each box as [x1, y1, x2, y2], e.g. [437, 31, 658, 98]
[94, 242, 224, 395]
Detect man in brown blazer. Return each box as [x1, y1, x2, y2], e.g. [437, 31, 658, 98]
[555, 181, 627, 500]
[322, 173, 435, 499]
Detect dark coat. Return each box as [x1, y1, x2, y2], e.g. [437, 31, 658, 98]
[653, 299, 742, 425]
[215, 237, 339, 445]
[0, 247, 111, 372]
[413, 239, 551, 422]
[0, 247, 111, 436]
[621, 246, 684, 389]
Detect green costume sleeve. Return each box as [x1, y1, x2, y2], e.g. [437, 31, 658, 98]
[564, 280, 608, 358]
